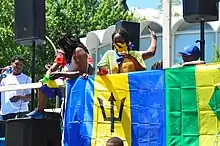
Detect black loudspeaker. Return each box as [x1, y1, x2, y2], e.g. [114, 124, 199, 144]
[116, 21, 140, 51]
[14, 0, 45, 45]
[0, 121, 5, 137]
[5, 118, 61, 146]
[183, 0, 219, 23]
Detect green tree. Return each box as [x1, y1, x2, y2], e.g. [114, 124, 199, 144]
[0, 0, 137, 107]
[91, 0, 134, 30]
[213, 45, 220, 62]
[0, 0, 136, 78]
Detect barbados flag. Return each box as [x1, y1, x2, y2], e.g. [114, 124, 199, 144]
[63, 71, 165, 146]
[166, 63, 220, 146]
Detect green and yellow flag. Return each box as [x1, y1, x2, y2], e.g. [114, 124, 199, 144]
[166, 63, 220, 146]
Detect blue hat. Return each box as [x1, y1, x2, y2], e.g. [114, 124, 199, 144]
[179, 45, 200, 57]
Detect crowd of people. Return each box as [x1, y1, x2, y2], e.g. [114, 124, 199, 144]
[0, 28, 204, 144]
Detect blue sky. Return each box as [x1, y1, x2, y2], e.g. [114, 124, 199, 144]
[127, 0, 161, 9]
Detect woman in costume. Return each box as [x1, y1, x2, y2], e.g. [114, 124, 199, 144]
[97, 28, 146, 75]
[27, 34, 94, 119]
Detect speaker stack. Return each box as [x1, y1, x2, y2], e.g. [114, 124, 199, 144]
[14, 0, 45, 46]
[116, 21, 140, 51]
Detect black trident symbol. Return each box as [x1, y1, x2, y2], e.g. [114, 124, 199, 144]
[98, 93, 126, 133]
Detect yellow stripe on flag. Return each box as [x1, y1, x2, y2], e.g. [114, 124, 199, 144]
[92, 74, 131, 146]
[196, 64, 220, 145]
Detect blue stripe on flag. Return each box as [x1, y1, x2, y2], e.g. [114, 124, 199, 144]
[63, 77, 94, 146]
[128, 70, 165, 146]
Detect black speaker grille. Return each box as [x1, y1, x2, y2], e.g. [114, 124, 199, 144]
[5, 118, 61, 146]
[183, 0, 219, 23]
[14, 0, 45, 45]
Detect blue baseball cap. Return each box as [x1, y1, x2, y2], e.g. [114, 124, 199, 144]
[179, 45, 200, 57]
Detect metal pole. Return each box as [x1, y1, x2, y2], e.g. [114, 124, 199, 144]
[196, 18, 205, 61]
[31, 41, 36, 111]
[200, 19, 205, 61]
[162, 0, 172, 68]
[45, 36, 60, 108]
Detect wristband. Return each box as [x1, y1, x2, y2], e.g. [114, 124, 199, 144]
[43, 74, 50, 84]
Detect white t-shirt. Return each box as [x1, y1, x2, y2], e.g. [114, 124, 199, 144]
[0, 73, 32, 115]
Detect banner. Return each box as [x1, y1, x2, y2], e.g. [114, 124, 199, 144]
[63, 63, 220, 146]
[63, 71, 165, 146]
[166, 64, 220, 146]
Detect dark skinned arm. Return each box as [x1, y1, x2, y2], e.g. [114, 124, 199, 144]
[129, 57, 146, 71]
[181, 60, 205, 67]
[141, 31, 157, 60]
[46, 62, 60, 75]
[10, 94, 31, 102]
[57, 71, 80, 79]
[49, 71, 80, 80]
[20, 94, 31, 101]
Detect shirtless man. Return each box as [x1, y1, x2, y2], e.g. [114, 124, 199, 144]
[27, 34, 94, 119]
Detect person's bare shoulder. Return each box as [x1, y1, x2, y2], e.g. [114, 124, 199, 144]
[75, 47, 87, 55]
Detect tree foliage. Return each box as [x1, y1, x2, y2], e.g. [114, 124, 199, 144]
[0, 0, 137, 107]
[0, 0, 136, 79]
[213, 45, 220, 62]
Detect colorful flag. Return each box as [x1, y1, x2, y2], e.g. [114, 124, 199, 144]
[63, 71, 165, 146]
[64, 63, 220, 146]
[166, 63, 220, 146]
